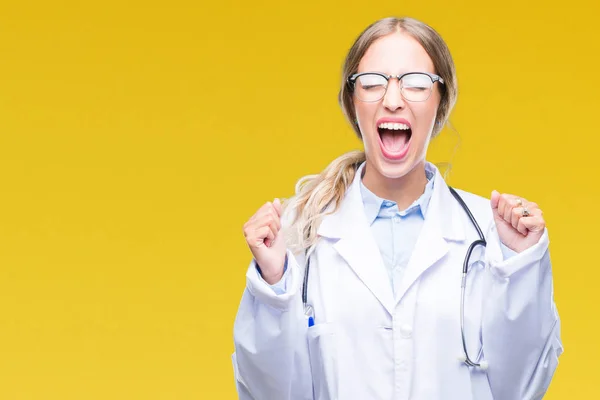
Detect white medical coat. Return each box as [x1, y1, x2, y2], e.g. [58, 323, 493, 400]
[232, 165, 563, 400]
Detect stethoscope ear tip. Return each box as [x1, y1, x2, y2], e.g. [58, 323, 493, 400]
[457, 354, 467, 363]
[479, 360, 489, 371]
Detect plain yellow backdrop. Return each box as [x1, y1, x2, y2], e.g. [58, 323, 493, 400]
[0, 0, 598, 398]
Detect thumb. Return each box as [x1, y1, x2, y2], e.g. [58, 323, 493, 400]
[490, 190, 500, 211]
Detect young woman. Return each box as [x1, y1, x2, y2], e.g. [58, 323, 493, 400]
[232, 16, 562, 400]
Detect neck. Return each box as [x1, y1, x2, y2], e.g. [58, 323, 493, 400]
[362, 161, 428, 210]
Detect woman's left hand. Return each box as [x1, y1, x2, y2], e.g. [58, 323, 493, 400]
[490, 190, 546, 253]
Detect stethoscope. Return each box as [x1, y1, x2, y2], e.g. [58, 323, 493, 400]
[302, 186, 489, 371]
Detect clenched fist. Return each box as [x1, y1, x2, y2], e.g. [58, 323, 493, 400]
[491, 190, 545, 253]
[243, 198, 287, 284]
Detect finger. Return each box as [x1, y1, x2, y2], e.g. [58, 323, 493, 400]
[268, 207, 281, 231]
[246, 220, 280, 246]
[490, 190, 501, 210]
[517, 215, 545, 235]
[244, 201, 280, 242]
[267, 217, 279, 239]
[516, 217, 529, 236]
[496, 194, 509, 220]
[265, 221, 281, 248]
[511, 206, 522, 230]
[502, 196, 518, 222]
[511, 202, 542, 231]
[502, 200, 512, 222]
[254, 225, 276, 246]
[273, 198, 283, 217]
[259, 201, 274, 214]
[501, 194, 523, 223]
[259, 207, 281, 233]
[521, 208, 545, 229]
[250, 201, 277, 222]
[512, 207, 536, 235]
[253, 204, 280, 226]
[493, 192, 512, 220]
[527, 202, 541, 214]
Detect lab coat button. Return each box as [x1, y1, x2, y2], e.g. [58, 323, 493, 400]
[400, 324, 412, 338]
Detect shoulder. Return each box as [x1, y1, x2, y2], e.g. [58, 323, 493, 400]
[447, 186, 494, 227]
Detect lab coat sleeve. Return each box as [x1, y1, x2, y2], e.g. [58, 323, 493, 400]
[232, 249, 313, 400]
[482, 225, 563, 400]
[255, 254, 290, 295]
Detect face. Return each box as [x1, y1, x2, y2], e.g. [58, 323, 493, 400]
[354, 31, 442, 183]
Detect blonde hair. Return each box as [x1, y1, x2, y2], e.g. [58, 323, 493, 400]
[283, 16, 458, 253]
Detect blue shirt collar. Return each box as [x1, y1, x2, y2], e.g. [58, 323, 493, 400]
[359, 162, 436, 225]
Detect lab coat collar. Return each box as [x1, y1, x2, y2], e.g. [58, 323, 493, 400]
[317, 161, 467, 314]
[359, 162, 436, 225]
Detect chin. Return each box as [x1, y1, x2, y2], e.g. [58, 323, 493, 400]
[375, 157, 416, 180]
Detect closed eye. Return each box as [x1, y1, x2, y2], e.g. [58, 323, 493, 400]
[362, 84, 386, 90]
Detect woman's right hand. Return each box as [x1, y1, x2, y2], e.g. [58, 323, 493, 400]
[243, 198, 287, 284]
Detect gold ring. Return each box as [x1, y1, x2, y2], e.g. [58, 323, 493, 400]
[515, 198, 523, 206]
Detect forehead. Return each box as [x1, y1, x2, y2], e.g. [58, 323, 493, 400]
[357, 31, 435, 74]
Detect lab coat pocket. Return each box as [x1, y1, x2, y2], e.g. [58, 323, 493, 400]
[307, 323, 338, 400]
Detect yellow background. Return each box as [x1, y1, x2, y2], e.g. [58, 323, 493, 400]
[0, 0, 597, 398]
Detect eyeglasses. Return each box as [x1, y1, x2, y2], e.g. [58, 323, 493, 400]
[348, 72, 444, 103]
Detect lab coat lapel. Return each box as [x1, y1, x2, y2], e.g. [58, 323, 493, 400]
[318, 165, 395, 316]
[393, 167, 466, 304]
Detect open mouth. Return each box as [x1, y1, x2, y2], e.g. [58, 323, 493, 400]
[377, 122, 412, 160]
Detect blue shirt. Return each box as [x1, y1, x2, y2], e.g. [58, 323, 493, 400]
[359, 163, 435, 298]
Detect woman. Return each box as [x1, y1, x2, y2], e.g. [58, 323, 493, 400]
[232, 16, 562, 400]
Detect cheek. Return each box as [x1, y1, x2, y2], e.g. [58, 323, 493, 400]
[355, 102, 378, 134]
[414, 100, 441, 133]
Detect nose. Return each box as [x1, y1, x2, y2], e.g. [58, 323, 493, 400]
[382, 78, 405, 111]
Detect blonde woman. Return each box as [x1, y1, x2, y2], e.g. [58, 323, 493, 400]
[232, 16, 562, 400]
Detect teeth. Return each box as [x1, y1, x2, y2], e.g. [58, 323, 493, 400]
[378, 122, 410, 130]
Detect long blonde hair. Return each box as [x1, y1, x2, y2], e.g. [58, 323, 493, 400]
[283, 17, 458, 253]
